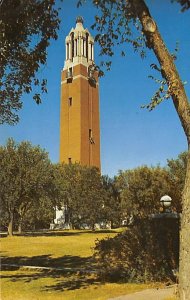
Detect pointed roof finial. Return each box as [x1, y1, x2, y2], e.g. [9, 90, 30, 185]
[76, 16, 84, 24]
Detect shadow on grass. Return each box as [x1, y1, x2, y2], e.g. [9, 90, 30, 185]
[1, 229, 118, 238]
[1, 253, 96, 270]
[0, 232, 8, 238]
[1, 254, 100, 292]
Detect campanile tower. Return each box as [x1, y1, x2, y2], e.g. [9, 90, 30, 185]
[60, 17, 101, 170]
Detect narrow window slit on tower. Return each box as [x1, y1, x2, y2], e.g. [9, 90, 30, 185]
[82, 39, 85, 56]
[86, 33, 89, 61]
[68, 97, 72, 106]
[68, 158, 72, 164]
[66, 43, 69, 60]
[71, 32, 74, 61]
[90, 44, 93, 60]
[89, 129, 95, 144]
[69, 67, 73, 77]
[66, 67, 73, 82]
[75, 39, 77, 56]
[89, 129, 92, 138]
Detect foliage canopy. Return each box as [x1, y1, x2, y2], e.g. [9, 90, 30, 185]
[0, 138, 52, 235]
[0, 0, 60, 124]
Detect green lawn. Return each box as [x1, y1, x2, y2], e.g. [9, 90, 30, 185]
[1, 229, 157, 300]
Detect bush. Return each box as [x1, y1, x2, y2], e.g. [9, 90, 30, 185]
[94, 218, 179, 283]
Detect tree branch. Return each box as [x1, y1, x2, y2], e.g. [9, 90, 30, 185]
[131, 0, 190, 146]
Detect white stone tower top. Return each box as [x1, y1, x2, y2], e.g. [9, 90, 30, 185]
[64, 16, 95, 70]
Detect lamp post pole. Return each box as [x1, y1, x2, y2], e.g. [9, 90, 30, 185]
[150, 195, 180, 282]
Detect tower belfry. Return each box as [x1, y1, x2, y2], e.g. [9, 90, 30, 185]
[60, 17, 101, 170]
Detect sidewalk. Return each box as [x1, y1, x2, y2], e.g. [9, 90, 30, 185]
[108, 286, 176, 300]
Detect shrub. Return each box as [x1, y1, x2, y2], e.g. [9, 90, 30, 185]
[94, 218, 179, 282]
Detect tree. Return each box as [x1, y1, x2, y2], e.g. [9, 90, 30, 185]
[22, 196, 55, 230]
[77, 0, 190, 296]
[115, 166, 173, 220]
[53, 163, 83, 227]
[167, 152, 188, 213]
[94, 218, 179, 283]
[53, 163, 106, 229]
[77, 166, 106, 229]
[17, 163, 59, 232]
[102, 175, 122, 228]
[94, 159, 185, 283]
[0, 138, 52, 235]
[0, 0, 60, 124]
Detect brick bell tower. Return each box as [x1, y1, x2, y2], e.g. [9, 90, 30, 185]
[60, 17, 101, 170]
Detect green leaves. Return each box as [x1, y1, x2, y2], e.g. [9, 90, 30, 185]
[0, 0, 60, 124]
[83, 0, 146, 74]
[115, 165, 181, 220]
[0, 138, 186, 235]
[94, 218, 179, 282]
[166, 151, 187, 212]
[53, 163, 106, 229]
[0, 138, 52, 234]
[141, 74, 170, 111]
[172, 0, 190, 12]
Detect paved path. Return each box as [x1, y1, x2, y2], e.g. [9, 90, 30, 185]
[1, 263, 96, 273]
[108, 286, 176, 300]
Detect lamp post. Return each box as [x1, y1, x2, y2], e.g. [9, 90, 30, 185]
[160, 195, 172, 213]
[151, 195, 178, 219]
[149, 194, 180, 281]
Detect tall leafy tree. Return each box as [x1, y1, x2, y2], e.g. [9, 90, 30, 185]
[0, 0, 60, 124]
[116, 166, 172, 220]
[77, 166, 106, 229]
[0, 139, 52, 235]
[53, 163, 106, 229]
[102, 175, 122, 228]
[17, 163, 58, 232]
[77, 0, 190, 296]
[53, 163, 83, 226]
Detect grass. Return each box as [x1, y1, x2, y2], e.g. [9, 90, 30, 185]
[1, 269, 151, 300]
[1, 229, 160, 300]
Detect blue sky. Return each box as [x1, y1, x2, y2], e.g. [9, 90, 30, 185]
[0, 0, 189, 177]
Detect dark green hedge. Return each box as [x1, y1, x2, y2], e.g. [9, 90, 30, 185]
[94, 218, 179, 282]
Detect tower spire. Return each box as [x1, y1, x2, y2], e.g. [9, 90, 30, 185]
[64, 16, 94, 69]
[76, 16, 84, 24]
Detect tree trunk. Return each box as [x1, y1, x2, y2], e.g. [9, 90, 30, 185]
[179, 149, 190, 299]
[131, 1, 190, 298]
[8, 211, 14, 236]
[17, 205, 27, 234]
[92, 223, 96, 231]
[111, 220, 113, 229]
[18, 221, 22, 234]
